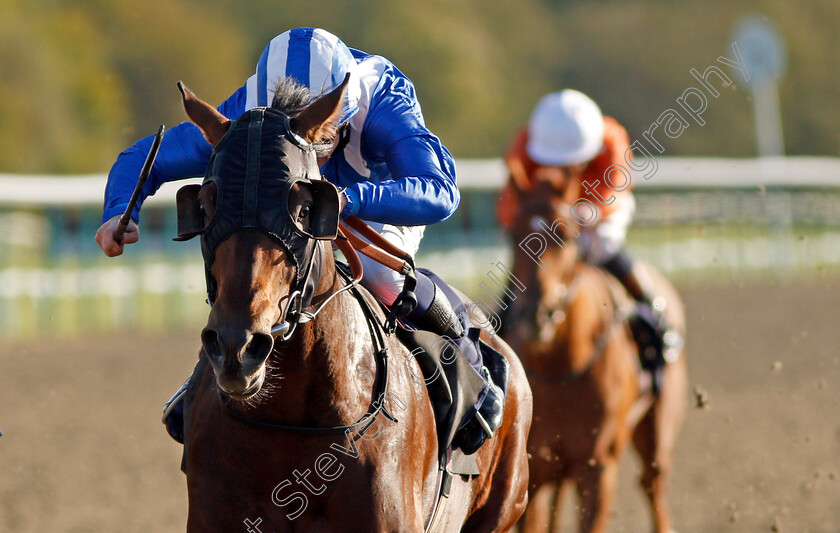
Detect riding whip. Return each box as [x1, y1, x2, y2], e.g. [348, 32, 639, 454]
[113, 124, 165, 244]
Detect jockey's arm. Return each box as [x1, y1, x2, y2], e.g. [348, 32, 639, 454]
[342, 77, 459, 227]
[96, 86, 247, 256]
[344, 135, 459, 226]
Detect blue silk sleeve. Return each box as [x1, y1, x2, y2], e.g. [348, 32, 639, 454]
[347, 71, 459, 225]
[101, 85, 247, 223]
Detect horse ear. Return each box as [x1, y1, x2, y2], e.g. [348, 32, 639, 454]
[178, 81, 231, 146]
[292, 73, 350, 143]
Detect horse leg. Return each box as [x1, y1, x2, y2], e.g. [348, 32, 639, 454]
[468, 452, 530, 533]
[633, 411, 674, 533]
[522, 483, 558, 533]
[550, 480, 570, 533]
[460, 347, 532, 533]
[574, 457, 618, 533]
[632, 358, 687, 533]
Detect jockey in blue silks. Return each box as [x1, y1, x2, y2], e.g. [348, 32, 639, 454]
[96, 28, 503, 454]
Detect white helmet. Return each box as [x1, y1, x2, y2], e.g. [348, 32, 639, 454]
[526, 89, 605, 166]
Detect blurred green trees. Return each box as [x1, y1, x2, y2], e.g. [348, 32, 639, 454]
[1, 0, 837, 174]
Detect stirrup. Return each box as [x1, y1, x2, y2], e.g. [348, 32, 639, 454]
[473, 411, 494, 439]
[629, 299, 683, 395]
[629, 303, 665, 366]
[651, 297, 683, 363]
[662, 329, 683, 363]
[454, 367, 505, 455]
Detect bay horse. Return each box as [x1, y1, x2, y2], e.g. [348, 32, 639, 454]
[172, 77, 532, 532]
[504, 177, 688, 533]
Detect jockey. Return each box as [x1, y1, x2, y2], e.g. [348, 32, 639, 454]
[95, 28, 502, 453]
[497, 89, 682, 392]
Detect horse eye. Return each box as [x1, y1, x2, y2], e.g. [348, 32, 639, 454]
[298, 205, 310, 221]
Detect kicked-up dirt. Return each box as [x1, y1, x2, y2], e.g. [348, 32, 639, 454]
[0, 279, 838, 532]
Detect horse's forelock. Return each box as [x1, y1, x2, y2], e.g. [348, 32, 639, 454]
[271, 77, 335, 158]
[270, 77, 312, 117]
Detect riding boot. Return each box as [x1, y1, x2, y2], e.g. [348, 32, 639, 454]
[453, 367, 505, 455]
[407, 272, 505, 454]
[603, 251, 683, 394]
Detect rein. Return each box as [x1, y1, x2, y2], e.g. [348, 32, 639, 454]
[341, 216, 414, 275]
[223, 264, 398, 434]
[525, 269, 626, 384]
[224, 216, 416, 433]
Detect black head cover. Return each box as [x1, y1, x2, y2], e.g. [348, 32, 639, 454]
[175, 107, 341, 290]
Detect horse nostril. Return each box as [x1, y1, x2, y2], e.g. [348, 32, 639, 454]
[244, 333, 274, 364]
[201, 329, 222, 360]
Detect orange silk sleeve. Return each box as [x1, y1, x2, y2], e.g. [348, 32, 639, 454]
[498, 127, 533, 231]
[579, 117, 632, 217]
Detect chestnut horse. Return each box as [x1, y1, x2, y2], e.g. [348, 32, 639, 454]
[173, 78, 532, 532]
[504, 178, 687, 533]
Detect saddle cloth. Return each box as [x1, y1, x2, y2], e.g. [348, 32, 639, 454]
[398, 269, 510, 470]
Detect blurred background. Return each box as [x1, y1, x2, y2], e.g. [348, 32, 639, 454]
[1, 1, 838, 531]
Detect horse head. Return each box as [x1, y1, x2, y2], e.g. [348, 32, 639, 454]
[508, 170, 584, 345]
[174, 77, 348, 400]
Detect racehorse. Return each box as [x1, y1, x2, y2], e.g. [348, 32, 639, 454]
[503, 177, 688, 533]
[172, 76, 532, 532]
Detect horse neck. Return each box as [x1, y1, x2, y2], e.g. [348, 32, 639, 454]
[258, 247, 375, 426]
[548, 241, 580, 284]
[510, 235, 583, 362]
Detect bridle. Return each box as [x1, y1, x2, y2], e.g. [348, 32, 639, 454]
[221, 260, 400, 435]
[513, 182, 626, 381]
[175, 106, 418, 344]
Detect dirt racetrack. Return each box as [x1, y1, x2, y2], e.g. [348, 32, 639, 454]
[1, 278, 838, 532]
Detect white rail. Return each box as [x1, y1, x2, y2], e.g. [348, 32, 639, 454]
[1, 157, 838, 207]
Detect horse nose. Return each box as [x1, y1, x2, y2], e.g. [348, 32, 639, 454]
[201, 327, 275, 368]
[244, 332, 275, 365]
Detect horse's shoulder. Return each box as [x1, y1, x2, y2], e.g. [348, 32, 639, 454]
[574, 264, 634, 319]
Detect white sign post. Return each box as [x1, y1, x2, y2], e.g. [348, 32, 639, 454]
[733, 16, 787, 157]
[733, 16, 791, 272]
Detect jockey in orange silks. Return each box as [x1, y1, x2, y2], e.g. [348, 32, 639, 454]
[498, 90, 682, 391]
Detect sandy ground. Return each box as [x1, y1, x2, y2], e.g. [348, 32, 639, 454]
[1, 279, 838, 532]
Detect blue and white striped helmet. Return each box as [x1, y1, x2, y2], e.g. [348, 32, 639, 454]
[247, 28, 361, 125]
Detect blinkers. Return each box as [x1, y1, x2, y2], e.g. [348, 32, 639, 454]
[173, 106, 341, 303]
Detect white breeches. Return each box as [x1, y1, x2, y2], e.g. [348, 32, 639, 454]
[582, 193, 635, 264]
[348, 221, 425, 305]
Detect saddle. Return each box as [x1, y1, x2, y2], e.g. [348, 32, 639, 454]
[335, 218, 508, 460]
[394, 269, 510, 472]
